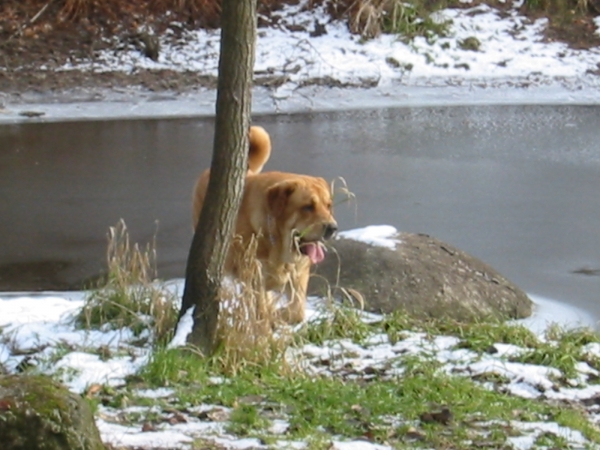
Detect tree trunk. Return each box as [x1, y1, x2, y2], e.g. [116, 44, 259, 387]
[179, 0, 257, 355]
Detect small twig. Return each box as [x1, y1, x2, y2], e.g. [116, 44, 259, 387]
[30, 0, 54, 25]
[8, 0, 54, 41]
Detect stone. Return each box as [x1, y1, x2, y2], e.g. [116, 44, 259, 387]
[309, 226, 532, 321]
[0, 374, 105, 450]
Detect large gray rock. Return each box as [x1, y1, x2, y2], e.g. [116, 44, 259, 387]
[0, 374, 105, 450]
[310, 226, 532, 321]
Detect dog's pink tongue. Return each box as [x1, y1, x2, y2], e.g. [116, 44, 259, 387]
[305, 243, 325, 264]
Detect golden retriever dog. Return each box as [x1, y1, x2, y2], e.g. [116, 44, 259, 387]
[192, 126, 338, 324]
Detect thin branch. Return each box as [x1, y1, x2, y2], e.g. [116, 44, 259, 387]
[30, 0, 54, 25]
[8, 0, 54, 41]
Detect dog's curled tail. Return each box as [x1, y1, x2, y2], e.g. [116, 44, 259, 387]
[248, 126, 271, 174]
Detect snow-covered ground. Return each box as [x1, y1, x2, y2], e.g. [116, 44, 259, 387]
[64, 1, 600, 91]
[2, 226, 600, 449]
[2, 286, 600, 449]
[1, 0, 599, 122]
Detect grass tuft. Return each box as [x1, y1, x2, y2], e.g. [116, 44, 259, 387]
[511, 326, 600, 378]
[140, 345, 210, 387]
[226, 403, 270, 436]
[296, 296, 372, 346]
[382, 310, 541, 351]
[458, 36, 481, 51]
[74, 220, 178, 346]
[144, 231, 302, 379]
[345, 0, 450, 40]
[210, 235, 293, 375]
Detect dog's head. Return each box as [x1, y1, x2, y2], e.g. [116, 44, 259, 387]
[267, 176, 337, 264]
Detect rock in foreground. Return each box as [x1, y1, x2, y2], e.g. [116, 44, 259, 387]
[309, 226, 532, 321]
[0, 374, 105, 450]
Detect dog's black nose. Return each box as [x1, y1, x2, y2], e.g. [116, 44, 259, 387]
[323, 223, 338, 240]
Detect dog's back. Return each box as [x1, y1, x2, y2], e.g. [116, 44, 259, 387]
[192, 126, 272, 229]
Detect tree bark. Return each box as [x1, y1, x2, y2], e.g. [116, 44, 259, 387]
[179, 0, 257, 355]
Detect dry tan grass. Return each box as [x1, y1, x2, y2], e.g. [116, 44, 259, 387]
[59, 0, 89, 20]
[342, 0, 450, 40]
[76, 220, 178, 346]
[213, 235, 292, 375]
[348, 0, 385, 38]
[105, 219, 156, 286]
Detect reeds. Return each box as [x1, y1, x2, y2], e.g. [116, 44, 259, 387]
[75, 220, 178, 347]
[213, 235, 292, 375]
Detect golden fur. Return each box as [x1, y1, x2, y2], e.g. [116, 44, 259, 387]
[192, 126, 337, 324]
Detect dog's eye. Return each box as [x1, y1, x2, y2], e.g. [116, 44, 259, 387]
[302, 203, 315, 213]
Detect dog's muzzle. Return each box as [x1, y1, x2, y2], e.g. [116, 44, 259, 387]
[323, 222, 338, 240]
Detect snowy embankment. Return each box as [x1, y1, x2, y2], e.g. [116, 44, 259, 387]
[2, 0, 599, 123]
[64, 2, 600, 90]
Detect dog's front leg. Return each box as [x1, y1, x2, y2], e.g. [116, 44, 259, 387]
[279, 265, 310, 325]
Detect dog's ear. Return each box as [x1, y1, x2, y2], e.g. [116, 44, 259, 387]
[267, 181, 297, 217]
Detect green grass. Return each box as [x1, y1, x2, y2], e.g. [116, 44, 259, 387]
[509, 326, 600, 379]
[380, 309, 600, 380]
[133, 345, 600, 447]
[295, 302, 374, 346]
[131, 302, 600, 447]
[227, 404, 269, 436]
[458, 36, 481, 51]
[139, 346, 211, 387]
[382, 0, 451, 41]
[553, 407, 600, 443]
[381, 310, 540, 351]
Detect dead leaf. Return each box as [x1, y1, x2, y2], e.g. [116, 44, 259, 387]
[419, 407, 453, 425]
[198, 407, 230, 422]
[86, 384, 102, 398]
[167, 412, 188, 425]
[237, 394, 266, 405]
[141, 422, 157, 432]
[404, 426, 426, 441]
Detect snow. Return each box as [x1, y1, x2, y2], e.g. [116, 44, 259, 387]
[135, 387, 176, 398]
[509, 421, 589, 449]
[53, 351, 149, 393]
[169, 305, 194, 348]
[330, 442, 394, 450]
[2, 227, 600, 447]
[337, 225, 400, 249]
[518, 294, 598, 335]
[97, 420, 194, 448]
[466, 360, 560, 398]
